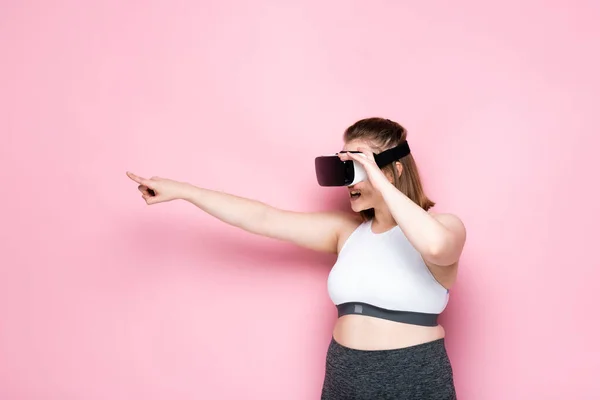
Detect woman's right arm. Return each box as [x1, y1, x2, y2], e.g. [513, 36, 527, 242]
[127, 172, 358, 254]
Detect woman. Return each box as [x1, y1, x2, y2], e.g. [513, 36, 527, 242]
[127, 117, 466, 399]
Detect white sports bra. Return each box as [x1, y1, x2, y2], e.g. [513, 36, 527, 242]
[327, 219, 449, 326]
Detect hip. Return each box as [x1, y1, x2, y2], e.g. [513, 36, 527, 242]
[321, 335, 456, 399]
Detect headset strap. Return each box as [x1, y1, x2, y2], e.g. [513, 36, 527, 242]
[374, 141, 410, 167]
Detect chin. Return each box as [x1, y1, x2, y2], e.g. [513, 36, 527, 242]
[349, 198, 370, 213]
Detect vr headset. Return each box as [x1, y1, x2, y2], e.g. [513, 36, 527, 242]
[314, 141, 411, 186]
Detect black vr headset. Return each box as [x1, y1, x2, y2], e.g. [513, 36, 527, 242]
[314, 141, 411, 187]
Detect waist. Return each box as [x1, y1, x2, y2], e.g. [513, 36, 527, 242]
[333, 302, 445, 350]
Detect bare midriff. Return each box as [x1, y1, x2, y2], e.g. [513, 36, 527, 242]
[332, 314, 446, 350]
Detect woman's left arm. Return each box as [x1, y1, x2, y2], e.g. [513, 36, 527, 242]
[378, 181, 466, 267]
[341, 148, 466, 267]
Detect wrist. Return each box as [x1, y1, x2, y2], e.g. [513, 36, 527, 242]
[177, 182, 197, 201]
[377, 179, 402, 200]
[374, 176, 395, 194]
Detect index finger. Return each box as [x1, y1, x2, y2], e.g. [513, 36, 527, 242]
[355, 147, 373, 156]
[126, 171, 146, 184]
[355, 148, 376, 161]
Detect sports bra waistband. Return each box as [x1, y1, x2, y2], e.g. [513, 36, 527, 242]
[336, 302, 439, 327]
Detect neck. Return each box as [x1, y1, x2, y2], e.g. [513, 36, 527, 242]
[371, 206, 397, 231]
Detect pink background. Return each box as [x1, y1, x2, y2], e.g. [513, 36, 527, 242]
[1, 1, 599, 399]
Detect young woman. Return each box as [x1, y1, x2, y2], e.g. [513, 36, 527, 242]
[127, 117, 466, 399]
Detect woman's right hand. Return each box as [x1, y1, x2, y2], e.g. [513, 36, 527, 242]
[126, 171, 189, 205]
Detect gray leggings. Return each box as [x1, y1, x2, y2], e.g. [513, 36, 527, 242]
[320, 337, 457, 400]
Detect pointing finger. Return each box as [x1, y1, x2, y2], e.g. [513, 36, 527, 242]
[126, 171, 145, 184]
[127, 171, 154, 188]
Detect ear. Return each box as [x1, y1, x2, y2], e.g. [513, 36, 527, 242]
[395, 161, 403, 176]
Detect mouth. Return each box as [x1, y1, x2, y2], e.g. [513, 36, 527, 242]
[349, 190, 361, 200]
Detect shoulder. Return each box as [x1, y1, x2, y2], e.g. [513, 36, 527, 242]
[326, 211, 364, 253]
[332, 211, 364, 233]
[305, 210, 362, 237]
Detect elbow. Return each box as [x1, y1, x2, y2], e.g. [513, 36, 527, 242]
[423, 213, 466, 266]
[427, 240, 448, 260]
[424, 236, 459, 266]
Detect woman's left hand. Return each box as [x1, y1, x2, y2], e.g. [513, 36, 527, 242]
[338, 147, 391, 191]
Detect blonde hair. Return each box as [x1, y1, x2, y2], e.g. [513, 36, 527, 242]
[343, 117, 435, 220]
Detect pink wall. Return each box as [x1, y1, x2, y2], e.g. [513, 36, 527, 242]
[1, 1, 599, 399]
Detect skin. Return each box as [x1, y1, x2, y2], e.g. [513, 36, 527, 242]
[126, 138, 466, 351]
[333, 139, 466, 350]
